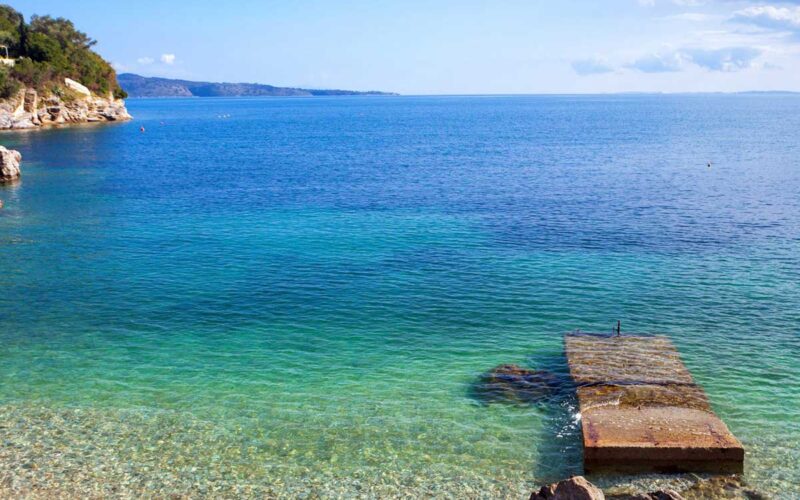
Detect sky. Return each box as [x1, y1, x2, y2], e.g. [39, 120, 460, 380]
[11, 0, 800, 94]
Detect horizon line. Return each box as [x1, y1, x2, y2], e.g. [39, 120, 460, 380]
[124, 90, 800, 99]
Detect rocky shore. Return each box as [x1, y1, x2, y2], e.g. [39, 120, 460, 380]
[0, 79, 131, 130]
[0, 79, 130, 191]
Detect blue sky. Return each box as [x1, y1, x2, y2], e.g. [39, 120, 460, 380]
[11, 0, 800, 94]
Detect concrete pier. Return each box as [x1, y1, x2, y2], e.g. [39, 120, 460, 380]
[565, 334, 744, 473]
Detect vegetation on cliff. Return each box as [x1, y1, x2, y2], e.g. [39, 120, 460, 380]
[0, 4, 126, 100]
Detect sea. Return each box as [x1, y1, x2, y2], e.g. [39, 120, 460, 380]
[1, 95, 798, 498]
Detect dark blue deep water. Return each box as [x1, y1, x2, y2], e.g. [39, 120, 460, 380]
[1, 95, 799, 497]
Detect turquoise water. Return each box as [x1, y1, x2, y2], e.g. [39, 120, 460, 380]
[1, 95, 799, 497]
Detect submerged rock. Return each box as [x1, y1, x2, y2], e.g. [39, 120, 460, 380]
[0, 146, 22, 183]
[613, 490, 683, 500]
[473, 364, 569, 405]
[565, 474, 767, 500]
[679, 475, 766, 499]
[531, 476, 605, 500]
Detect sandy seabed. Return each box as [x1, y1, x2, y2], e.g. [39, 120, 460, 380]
[0, 403, 534, 499]
[0, 403, 789, 499]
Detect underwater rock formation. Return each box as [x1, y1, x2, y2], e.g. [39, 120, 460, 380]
[473, 364, 569, 405]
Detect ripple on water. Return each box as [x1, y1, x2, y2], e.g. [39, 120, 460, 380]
[1, 95, 799, 497]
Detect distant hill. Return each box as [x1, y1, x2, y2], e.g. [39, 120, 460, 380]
[118, 74, 397, 98]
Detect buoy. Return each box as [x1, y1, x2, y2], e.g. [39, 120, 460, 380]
[140, 126, 145, 133]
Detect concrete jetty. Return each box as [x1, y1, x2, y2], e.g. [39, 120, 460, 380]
[565, 334, 744, 473]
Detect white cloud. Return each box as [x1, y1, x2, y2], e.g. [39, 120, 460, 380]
[638, 0, 706, 6]
[160, 53, 176, 65]
[572, 58, 615, 75]
[731, 6, 800, 34]
[684, 46, 761, 71]
[137, 57, 154, 65]
[665, 12, 713, 22]
[628, 50, 690, 72]
[627, 46, 761, 72]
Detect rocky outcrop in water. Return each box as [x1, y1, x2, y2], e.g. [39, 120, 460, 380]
[0, 146, 22, 183]
[0, 82, 131, 130]
[472, 364, 569, 405]
[531, 476, 605, 500]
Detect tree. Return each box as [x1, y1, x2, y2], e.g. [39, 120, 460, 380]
[0, 5, 23, 54]
[28, 15, 95, 50]
[1, 8, 125, 99]
[17, 18, 27, 56]
[25, 32, 68, 70]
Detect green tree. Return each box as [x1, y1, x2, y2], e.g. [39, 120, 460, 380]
[28, 15, 95, 50]
[0, 5, 23, 54]
[1, 8, 126, 100]
[25, 32, 68, 70]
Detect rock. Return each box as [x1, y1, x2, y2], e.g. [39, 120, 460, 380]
[606, 475, 768, 500]
[613, 490, 684, 500]
[64, 77, 91, 96]
[649, 491, 683, 500]
[11, 113, 37, 129]
[531, 484, 556, 499]
[680, 475, 767, 500]
[23, 88, 37, 113]
[473, 364, 569, 404]
[531, 476, 605, 500]
[0, 85, 131, 130]
[0, 146, 22, 183]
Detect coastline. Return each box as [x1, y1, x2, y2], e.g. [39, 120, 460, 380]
[0, 83, 131, 185]
[0, 85, 131, 132]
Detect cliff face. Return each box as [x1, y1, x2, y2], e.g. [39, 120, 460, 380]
[0, 80, 131, 130]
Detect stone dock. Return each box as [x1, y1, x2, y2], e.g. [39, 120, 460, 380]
[565, 333, 744, 473]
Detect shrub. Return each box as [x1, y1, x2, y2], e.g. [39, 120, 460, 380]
[0, 64, 20, 98]
[11, 57, 52, 88]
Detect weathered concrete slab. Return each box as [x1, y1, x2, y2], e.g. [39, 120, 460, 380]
[565, 334, 744, 473]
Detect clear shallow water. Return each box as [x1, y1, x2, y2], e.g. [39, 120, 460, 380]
[1, 95, 799, 497]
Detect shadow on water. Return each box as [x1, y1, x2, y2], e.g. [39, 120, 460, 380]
[468, 351, 574, 406]
[468, 348, 584, 483]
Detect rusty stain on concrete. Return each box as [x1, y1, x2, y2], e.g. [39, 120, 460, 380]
[565, 333, 744, 474]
